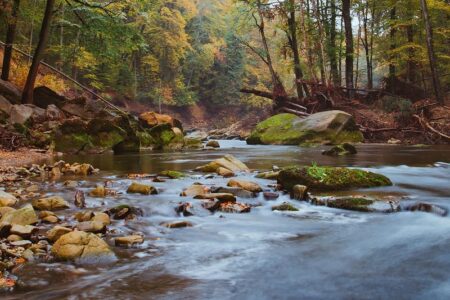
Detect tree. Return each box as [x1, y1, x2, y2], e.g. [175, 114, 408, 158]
[342, 0, 354, 95]
[1, 0, 21, 81]
[419, 0, 442, 104]
[21, 0, 55, 104]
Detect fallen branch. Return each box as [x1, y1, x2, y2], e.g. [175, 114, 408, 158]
[413, 114, 450, 140]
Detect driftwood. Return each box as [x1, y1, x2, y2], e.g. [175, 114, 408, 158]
[413, 114, 450, 140]
[279, 107, 309, 117]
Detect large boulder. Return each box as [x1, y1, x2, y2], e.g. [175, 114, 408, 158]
[0, 79, 21, 104]
[0, 204, 38, 225]
[278, 166, 392, 191]
[9, 104, 34, 124]
[51, 231, 115, 262]
[139, 111, 182, 130]
[33, 86, 67, 109]
[32, 196, 70, 211]
[0, 95, 12, 115]
[247, 111, 364, 146]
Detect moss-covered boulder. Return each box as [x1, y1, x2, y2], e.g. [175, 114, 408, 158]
[247, 111, 363, 146]
[322, 143, 357, 156]
[278, 165, 392, 191]
[272, 202, 299, 211]
[312, 196, 400, 213]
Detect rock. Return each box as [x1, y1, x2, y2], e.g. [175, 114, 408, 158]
[0, 191, 18, 207]
[206, 140, 220, 148]
[0, 79, 21, 103]
[263, 192, 279, 200]
[42, 215, 59, 224]
[51, 231, 115, 262]
[194, 193, 236, 202]
[272, 202, 299, 211]
[322, 143, 357, 156]
[161, 221, 193, 228]
[211, 186, 256, 198]
[278, 166, 392, 191]
[89, 185, 107, 197]
[7, 234, 23, 242]
[0, 207, 15, 218]
[175, 202, 195, 217]
[184, 137, 203, 149]
[388, 138, 401, 145]
[10, 224, 38, 238]
[74, 211, 95, 222]
[107, 205, 143, 220]
[32, 196, 70, 211]
[33, 86, 66, 108]
[74, 190, 86, 208]
[10, 240, 32, 247]
[127, 182, 157, 195]
[76, 221, 106, 233]
[0, 95, 12, 114]
[227, 179, 262, 193]
[64, 180, 79, 188]
[0, 204, 38, 225]
[139, 111, 176, 128]
[45, 104, 65, 121]
[404, 202, 448, 217]
[247, 111, 364, 146]
[195, 155, 250, 173]
[25, 185, 40, 193]
[181, 184, 209, 197]
[158, 170, 185, 179]
[9, 104, 34, 124]
[0, 223, 12, 237]
[114, 235, 144, 247]
[91, 212, 110, 226]
[291, 185, 308, 200]
[311, 196, 400, 213]
[216, 167, 235, 177]
[218, 202, 251, 213]
[185, 130, 208, 141]
[256, 171, 279, 180]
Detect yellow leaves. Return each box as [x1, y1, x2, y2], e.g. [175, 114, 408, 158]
[74, 47, 97, 70]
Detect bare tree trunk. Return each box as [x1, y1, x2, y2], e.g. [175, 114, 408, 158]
[419, 0, 443, 104]
[1, 0, 21, 81]
[342, 0, 354, 97]
[300, 0, 316, 81]
[21, 0, 55, 104]
[355, 20, 361, 89]
[313, 0, 327, 84]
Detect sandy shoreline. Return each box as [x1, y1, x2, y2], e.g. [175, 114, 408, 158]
[0, 148, 54, 168]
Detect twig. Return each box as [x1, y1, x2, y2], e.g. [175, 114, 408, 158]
[413, 114, 450, 140]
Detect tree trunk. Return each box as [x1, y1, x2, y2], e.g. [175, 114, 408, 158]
[328, 0, 339, 86]
[342, 0, 354, 97]
[287, 0, 309, 101]
[389, 6, 396, 78]
[21, 0, 55, 104]
[1, 0, 21, 81]
[419, 0, 443, 104]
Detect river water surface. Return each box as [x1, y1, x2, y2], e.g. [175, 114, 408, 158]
[6, 141, 450, 300]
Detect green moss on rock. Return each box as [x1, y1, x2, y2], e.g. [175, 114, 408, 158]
[159, 170, 185, 179]
[278, 165, 392, 191]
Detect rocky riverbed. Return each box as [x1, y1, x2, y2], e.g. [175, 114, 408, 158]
[1, 143, 449, 296]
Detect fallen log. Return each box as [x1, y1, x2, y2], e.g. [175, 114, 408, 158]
[279, 107, 310, 117]
[285, 101, 307, 111]
[413, 114, 450, 141]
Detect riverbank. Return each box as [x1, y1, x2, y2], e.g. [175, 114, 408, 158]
[0, 148, 53, 168]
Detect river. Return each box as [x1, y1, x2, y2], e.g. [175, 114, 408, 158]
[6, 141, 450, 299]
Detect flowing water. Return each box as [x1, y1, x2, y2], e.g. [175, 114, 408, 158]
[5, 141, 450, 300]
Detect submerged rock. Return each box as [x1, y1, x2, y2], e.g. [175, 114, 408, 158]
[227, 179, 262, 193]
[403, 202, 448, 217]
[322, 143, 357, 156]
[206, 140, 220, 148]
[114, 235, 144, 247]
[32, 196, 70, 211]
[127, 182, 157, 195]
[272, 202, 299, 212]
[158, 170, 185, 179]
[161, 221, 193, 228]
[51, 231, 115, 262]
[263, 192, 279, 200]
[247, 111, 363, 146]
[278, 166, 392, 191]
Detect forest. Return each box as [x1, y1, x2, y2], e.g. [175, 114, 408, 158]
[0, 1, 450, 298]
